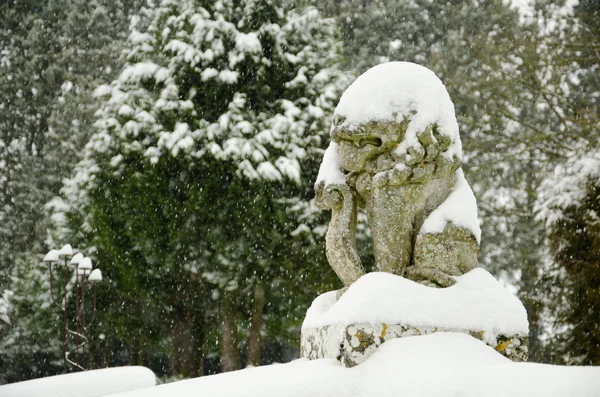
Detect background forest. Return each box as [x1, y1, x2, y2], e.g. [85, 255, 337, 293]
[0, 0, 598, 383]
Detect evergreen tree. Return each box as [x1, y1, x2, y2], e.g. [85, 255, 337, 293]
[312, 0, 553, 359]
[536, 152, 600, 364]
[533, 0, 600, 364]
[0, 0, 142, 382]
[312, 0, 600, 361]
[53, 0, 348, 375]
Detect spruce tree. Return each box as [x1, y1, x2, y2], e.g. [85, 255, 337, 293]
[533, 0, 600, 364]
[536, 152, 600, 364]
[0, 0, 142, 382]
[313, 0, 553, 359]
[54, 0, 347, 375]
[313, 0, 600, 362]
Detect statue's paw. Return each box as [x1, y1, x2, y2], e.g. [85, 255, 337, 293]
[431, 272, 457, 288]
[417, 124, 452, 156]
[417, 125, 436, 147]
[405, 266, 457, 288]
[432, 126, 452, 153]
[372, 162, 417, 189]
[424, 143, 439, 162]
[316, 181, 349, 209]
[372, 170, 391, 189]
[434, 152, 461, 176]
[389, 163, 412, 186]
[388, 124, 456, 183]
[355, 172, 372, 198]
[451, 154, 461, 171]
[411, 162, 435, 182]
[375, 153, 395, 173]
[407, 145, 425, 166]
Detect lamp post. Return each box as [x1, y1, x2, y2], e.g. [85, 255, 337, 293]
[44, 244, 102, 372]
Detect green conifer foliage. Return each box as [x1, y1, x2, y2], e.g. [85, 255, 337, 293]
[314, 0, 600, 362]
[0, 0, 142, 382]
[536, 152, 600, 365]
[533, 0, 600, 364]
[55, 0, 348, 375]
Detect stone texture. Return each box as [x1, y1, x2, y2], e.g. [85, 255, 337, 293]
[301, 323, 528, 367]
[316, 182, 365, 286]
[315, 117, 477, 288]
[307, 64, 528, 370]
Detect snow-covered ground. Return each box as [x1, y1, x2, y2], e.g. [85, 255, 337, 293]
[105, 333, 600, 397]
[0, 366, 156, 397]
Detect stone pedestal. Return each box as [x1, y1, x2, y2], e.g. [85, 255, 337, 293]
[301, 323, 527, 367]
[300, 269, 529, 367]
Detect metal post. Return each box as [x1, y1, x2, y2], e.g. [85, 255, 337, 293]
[62, 263, 69, 372]
[48, 262, 68, 372]
[81, 275, 86, 370]
[45, 248, 101, 373]
[75, 269, 80, 370]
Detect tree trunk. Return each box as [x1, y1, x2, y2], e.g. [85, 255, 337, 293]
[520, 158, 543, 362]
[130, 334, 141, 366]
[521, 258, 542, 361]
[247, 284, 265, 367]
[191, 307, 205, 377]
[220, 290, 240, 372]
[171, 312, 193, 377]
[101, 338, 110, 368]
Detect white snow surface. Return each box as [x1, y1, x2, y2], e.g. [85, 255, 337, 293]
[303, 268, 528, 337]
[0, 366, 156, 397]
[315, 142, 346, 185]
[105, 333, 600, 397]
[89, 268, 103, 282]
[421, 168, 482, 243]
[334, 61, 461, 160]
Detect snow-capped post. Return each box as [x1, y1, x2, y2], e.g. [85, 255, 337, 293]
[304, 62, 529, 366]
[44, 245, 102, 372]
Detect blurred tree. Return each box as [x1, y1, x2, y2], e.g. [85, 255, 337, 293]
[312, 0, 550, 360]
[0, 0, 142, 382]
[534, 0, 600, 364]
[2, 0, 597, 382]
[311, 0, 600, 362]
[536, 152, 600, 365]
[53, 0, 348, 375]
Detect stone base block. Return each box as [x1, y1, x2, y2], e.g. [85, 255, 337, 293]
[301, 323, 528, 367]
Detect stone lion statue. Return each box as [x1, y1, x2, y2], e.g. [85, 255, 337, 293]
[315, 62, 480, 288]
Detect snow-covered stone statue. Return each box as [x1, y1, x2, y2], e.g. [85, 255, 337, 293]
[315, 61, 480, 288]
[304, 62, 529, 367]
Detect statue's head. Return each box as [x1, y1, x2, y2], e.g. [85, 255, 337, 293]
[330, 62, 462, 176]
